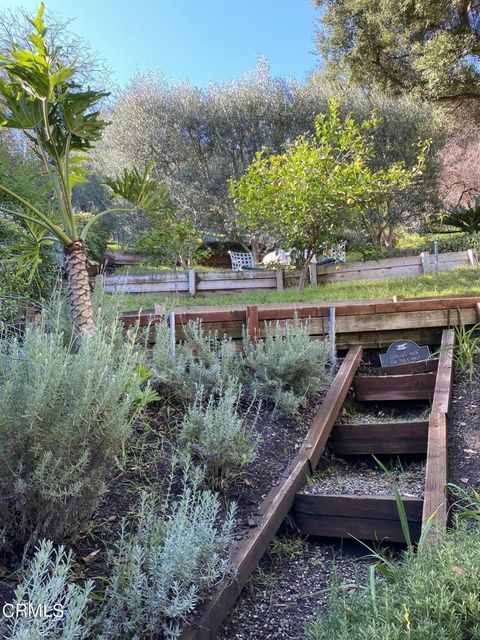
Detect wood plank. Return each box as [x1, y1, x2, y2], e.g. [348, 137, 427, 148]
[180, 347, 362, 640]
[246, 305, 259, 343]
[301, 346, 363, 466]
[106, 273, 189, 284]
[294, 495, 423, 543]
[257, 308, 476, 337]
[431, 329, 455, 415]
[422, 329, 455, 534]
[275, 269, 284, 290]
[370, 359, 438, 375]
[420, 251, 431, 273]
[331, 421, 429, 455]
[294, 494, 423, 519]
[317, 264, 422, 283]
[196, 278, 277, 291]
[354, 371, 437, 401]
[317, 255, 422, 275]
[336, 328, 443, 349]
[197, 270, 277, 281]
[422, 411, 448, 533]
[294, 513, 422, 543]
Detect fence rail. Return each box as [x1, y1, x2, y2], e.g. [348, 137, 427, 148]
[101, 250, 477, 297]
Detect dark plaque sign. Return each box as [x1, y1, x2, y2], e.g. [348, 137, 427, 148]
[379, 340, 430, 367]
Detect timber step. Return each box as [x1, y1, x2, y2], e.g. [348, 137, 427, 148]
[331, 421, 429, 455]
[354, 371, 437, 401]
[293, 494, 423, 544]
[291, 330, 454, 544]
[180, 333, 454, 638]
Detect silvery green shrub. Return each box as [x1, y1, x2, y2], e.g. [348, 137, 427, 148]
[152, 318, 240, 403]
[242, 318, 331, 414]
[0, 314, 143, 551]
[1, 539, 92, 640]
[98, 474, 236, 640]
[179, 382, 258, 486]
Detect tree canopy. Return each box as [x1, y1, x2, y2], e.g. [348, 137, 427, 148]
[230, 99, 428, 289]
[94, 66, 442, 252]
[315, 0, 480, 108]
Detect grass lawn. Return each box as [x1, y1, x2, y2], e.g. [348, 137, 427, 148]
[118, 265, 480, 312]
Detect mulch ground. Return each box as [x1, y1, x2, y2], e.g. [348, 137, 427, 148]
[448, 365, 480, 495]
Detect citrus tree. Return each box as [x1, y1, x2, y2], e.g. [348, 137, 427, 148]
[230, 98, 429, 289]
[0, 4, 167, 339]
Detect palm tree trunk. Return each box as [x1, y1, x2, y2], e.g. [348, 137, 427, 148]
[64, 240, 95, 338]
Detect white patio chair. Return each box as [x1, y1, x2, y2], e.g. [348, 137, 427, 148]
[228, 250, 255, 271]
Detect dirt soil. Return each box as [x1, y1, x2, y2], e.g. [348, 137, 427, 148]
[448, 367, 480, 495]
[218, 537, 370, 640]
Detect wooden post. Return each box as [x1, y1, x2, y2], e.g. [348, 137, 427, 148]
[188, 269, 196, 296]
[420, 251, 431, 273]
[309, 263, 318, 286]
[329, 305, 336, 369]
[422, 329, 454, 538]
[475, 302, 480, 322]
[94, 273, 106, 290]
[169, 311, 176, 358]
[434, 237, 439, 273]
[246, 305, 259, 343]
[467, 248, 478, 266]
[275, 269, 284, 291]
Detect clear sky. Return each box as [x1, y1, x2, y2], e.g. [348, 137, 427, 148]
[0, 0, 321, 87]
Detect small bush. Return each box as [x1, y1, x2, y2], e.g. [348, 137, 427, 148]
[179, 382, 258, 486]
[306, 521, 480, 640]
[428, 232, 480, 254]
[152, 319, 240, 403]
[98, 474, 235, 640]
[0, 313, 143, 551]
[242, 319, 330, 414]
[0, 539, 92, 640]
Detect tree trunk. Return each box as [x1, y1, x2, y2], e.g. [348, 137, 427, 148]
[297, 261, 310, 292]
[64, 240, 95, 339]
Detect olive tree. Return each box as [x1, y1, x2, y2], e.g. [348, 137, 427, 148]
[94, 69, 441, 254]
[230, 99, 428, 290]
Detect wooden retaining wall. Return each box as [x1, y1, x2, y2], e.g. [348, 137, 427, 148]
[102, 249, 476, 296]
[121, 294, 480, 349]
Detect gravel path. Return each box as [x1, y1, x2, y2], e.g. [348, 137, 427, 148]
[218, 538, 370, 640]
[301, 459, 425, 498]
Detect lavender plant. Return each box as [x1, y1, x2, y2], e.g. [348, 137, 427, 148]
[179, 382, 258, 486]
[98, 470, 236, 639]
[242, 318, 331, 414]
[0, 306, 144, 551]
[151, 318, 241, 403]
[1, 540, 92, 640]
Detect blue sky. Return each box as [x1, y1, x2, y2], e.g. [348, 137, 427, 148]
[1, 0, 321, 87]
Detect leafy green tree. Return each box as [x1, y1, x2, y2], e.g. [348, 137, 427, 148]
[95, 67, 441, 255]
[136, 211, 208, 270]
[230, 99, 428, 290]
[0, 4, 165, 339]
[315, 0, 480, 107]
